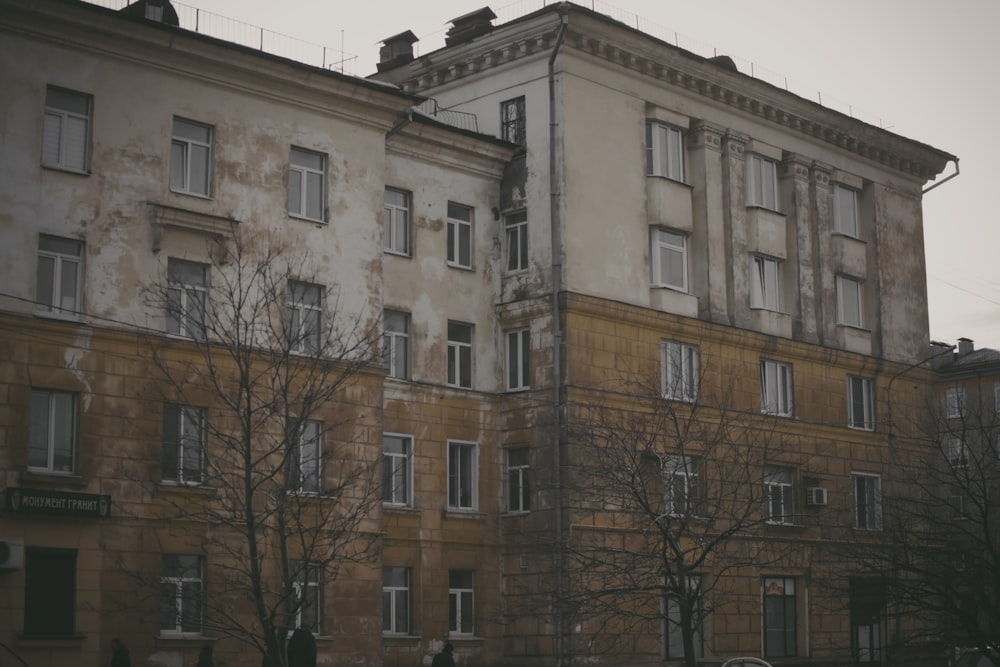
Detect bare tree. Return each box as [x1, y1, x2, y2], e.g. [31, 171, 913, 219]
[124, 229, 382, 666]
[562, 371, 788, 667]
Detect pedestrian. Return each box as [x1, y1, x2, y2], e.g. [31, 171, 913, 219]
[431, 642, 455, 667]
[196, 644, 214, 667]
[111, 638, 131, 667]
[287, 626, 317, 667]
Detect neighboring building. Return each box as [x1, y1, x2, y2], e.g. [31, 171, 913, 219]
[0, 2, 961, 667]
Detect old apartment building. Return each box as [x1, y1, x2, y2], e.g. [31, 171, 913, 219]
[0, 1, 962, 666]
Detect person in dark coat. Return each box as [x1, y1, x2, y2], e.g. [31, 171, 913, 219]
[111, 638, 131, 667]
[431, 643, 455, 667]
[287, 626, 317, 667]
[196, 644, 214, 667]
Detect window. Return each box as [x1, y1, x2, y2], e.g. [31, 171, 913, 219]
[747, 154, 778, 210]
[29, 389, 75, 473]
[382, 567, 411, 634]
[852, 473, 882, 531]
[24, 547, 76, 637]
[506, 447, 530, 513]
[651, 229, 688, 291]
[765, 467, 795, 525]
[750, 255, 781, 311]
[945, 386, 965, 419]
[287, 281, 323, 355]
[447, 321, 473, 388]
[837, 275, 863, 328]
[505, 211, 528, 273]
[831, 183, 859, 237]
[383, 434, 412, 506]
[501, 96, 526, 148]
[166, 259, 207, 339]
[42, 86, 91, 172]
[760, 360, 793, 416]
[661, 341, 698, 402]
[162, 404, 205, 485]
[947, 438, 969, 468]
[383, 310, 410, 380]
[763, 577, 797, 658]
[449, 569, 475, 635]
[384, 188, 410, 255]
[506, 329, 530, 391]
[446, 202, 473, 269]
[664, 577, 702, 659]
[36, 235, 83, 317]
[848, 376, 875, 431]
[646, 122, 684, 181]
[288, 147, 325, 222]
[288, 560, 320, 632]
[160, 554, 203, 634]
[851, 580, 884, 663]
[663, 455, 699, 516]
[170, 118, 212, 197]
[448, 440, 478, 510]
[289, 420, 321, 493]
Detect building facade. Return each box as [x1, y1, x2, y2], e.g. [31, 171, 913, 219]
[0, 1, 961, 667]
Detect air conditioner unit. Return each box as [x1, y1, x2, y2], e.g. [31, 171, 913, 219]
[805, 487, 828, 506]
[0, 539, 24, 569]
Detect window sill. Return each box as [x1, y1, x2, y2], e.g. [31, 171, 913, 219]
[20, 470, 88, 487]
[169, 188, 214, 200]
[383, 503, 418, 513]
[159, 481, 214, 493]
[506, 386, 530, 393]
[155, 634, 214, 648]
[502, 510, 530, 517]
[384, 249, 412, 258]
[41, 163, 90, 177]
[382, 633, 421, 643]
[15, 634, 86, 648]
[645, 174, 690, 188]
[444, 509, 485, 519]
[847, 425, 876, 433]
[288, 213, 327, 225]
[745, 204, 784, 216]
[34, 310, 83, 323]
[446, 263, 475, 272]
[832, 231, 865, 243]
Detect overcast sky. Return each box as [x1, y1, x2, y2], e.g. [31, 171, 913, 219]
[182, 0, 1000, 349]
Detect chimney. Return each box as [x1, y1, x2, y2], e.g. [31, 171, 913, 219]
[445, 7, 497, 47]
[957, 337, 975, 357]
[377, 31, 419, 72]
[119, 0, 180, 26]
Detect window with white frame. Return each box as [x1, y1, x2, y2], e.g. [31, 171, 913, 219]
[382, 566, 410, 634]
[289, 420, 321, 493]
[42, 86, 91, 172]
[501, 96, 526, 148]
[645, 121, 684, 181]
[449, 569, 475, 635]
[383, 310, 410, 380]
[505, 211, 528, 273]
[651, 229, 688, 291]
[384, 188, 410, 255]
[162, 404, 205, 485]
[831, 183, 859, 237]
[383, 434, 412, 507]
[36, 235, 83, 318]
[506, 447, 530, 513]
[287, 281, 323, 355]
[661, 341, 698, 402]
[747, 154, 778, 210]
[852, 473, 882, 531]
[763, 577, 797, 658]
[447, 321, 473, 388]
[166, 258, 207, 339]
[28, 389, 76, 474]
[848, 376, 875, 431]
[170, 117, 212, 197]
[160, 554, 203, 634]
[945, 386, 965, 419]
[760, 360, 793, 416]
[947, 438, 969, 468]
[446, 202, 473, 269]
[765, 467, 795, 525]
[288, 560, 320, 632]
[506, 329, 530, 391]
[837, 275, 864, 328]
[288, 147, 325, 222]
[663, 455, 699, 516]
[750, 255, 781, 311]
[448, 440, 478, 510]
[664, 576, 702, 659]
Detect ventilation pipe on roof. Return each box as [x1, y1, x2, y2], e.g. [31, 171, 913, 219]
[377, 31, 418, 72]
[445, 7, 497, 46]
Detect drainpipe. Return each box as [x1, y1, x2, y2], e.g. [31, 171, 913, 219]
[548, 8, 569, 667]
